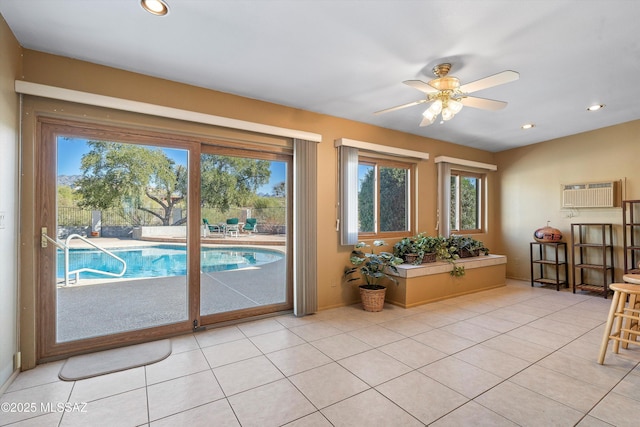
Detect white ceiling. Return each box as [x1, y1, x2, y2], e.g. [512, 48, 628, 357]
[1, 0, 639, 152]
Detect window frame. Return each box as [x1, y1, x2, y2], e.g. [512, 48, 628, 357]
[449, 169, 485, 234]
[357, 155, 415, 238]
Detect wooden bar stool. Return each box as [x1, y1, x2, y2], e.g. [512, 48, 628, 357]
[621, 273, 640, 348]
[598, 283, 640, 364]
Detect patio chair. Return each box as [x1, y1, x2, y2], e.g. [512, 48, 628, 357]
[226, 218, 239, 237]
[243, 218, 258, 234]
[203, 218, 223, 234]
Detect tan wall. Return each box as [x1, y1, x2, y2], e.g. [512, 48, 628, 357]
[495, 120, 640, 282]
[19, 50, 499, 313]
[0, 14, 21, 387]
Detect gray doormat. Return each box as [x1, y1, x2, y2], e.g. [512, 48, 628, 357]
[59, 339, 172, 381]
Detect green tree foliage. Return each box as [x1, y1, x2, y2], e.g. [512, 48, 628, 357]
[358, 167, 375, 232]
[450, 175, 479, 230]
[57, 185, 79, 207]
[358, 166, 407, 233]
[460, 177, 478, 229]
[272, 181, 286, 197]
[200, 154, 271, 212]
[76, 141, 186, 226]
[379, 167, 407, 231]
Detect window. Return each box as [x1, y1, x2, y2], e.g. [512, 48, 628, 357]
[337, 139, 428, 245]
[358, 157, 412, 236]
[450, 170, 484, 233]
[435, 156, 494, 237]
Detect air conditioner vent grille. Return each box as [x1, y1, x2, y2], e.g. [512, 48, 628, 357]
[561, 181, 618, 208]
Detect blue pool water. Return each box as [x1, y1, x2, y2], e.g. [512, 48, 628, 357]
[57, 245, 284, 280]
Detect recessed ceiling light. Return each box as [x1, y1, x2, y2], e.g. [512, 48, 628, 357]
[141, 0, 169, 16]
[521, 123, 535, 130]
[587, 104, 605, 112]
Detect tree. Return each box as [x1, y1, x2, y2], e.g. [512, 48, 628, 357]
[358, 167, 375, 232]
[272, 181, 286, 197]
[76, 141, 186, 226]
[379, 167, 407, 231]
[76, 141, 272, 226]
[200, 154, 271, 211]
[450, 175, 479, 230]
[358, 166, 407, 233]
[57, 185, 79, 207]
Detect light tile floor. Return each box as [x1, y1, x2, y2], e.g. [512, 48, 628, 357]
[2, 279, 640, 426]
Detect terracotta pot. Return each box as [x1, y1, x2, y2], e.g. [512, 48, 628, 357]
[533, 226, 562, 242]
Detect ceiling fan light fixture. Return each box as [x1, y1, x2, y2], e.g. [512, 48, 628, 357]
[421, 109, 437, 125]
[427, 99, 443, 116]
[448, 99, 463, 114]
[587, 104, 605, 112]
[141, 0, 169, 16]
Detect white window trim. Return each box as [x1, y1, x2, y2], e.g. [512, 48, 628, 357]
[15, 81, 322, 142]
[335, 138, 429, 160]
[336, 138, 426, 245]
[435, 157, 496, 237]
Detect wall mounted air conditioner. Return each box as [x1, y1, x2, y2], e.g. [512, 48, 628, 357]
[561, 181, 620, 208]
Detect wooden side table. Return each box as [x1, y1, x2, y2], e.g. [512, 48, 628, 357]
[530, 241, 568, 291]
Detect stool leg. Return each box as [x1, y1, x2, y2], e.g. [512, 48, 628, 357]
[599, 290, 622, 364]
[612, 292, 627, 354]
[622, 293, 638, 349]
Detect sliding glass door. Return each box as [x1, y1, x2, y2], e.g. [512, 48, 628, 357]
[199, 147, 292, 323]
[38, 120, 193, 359]
[37, 118, 292, 359]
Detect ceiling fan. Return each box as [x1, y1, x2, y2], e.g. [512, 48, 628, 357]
[375, 63, 519, 126]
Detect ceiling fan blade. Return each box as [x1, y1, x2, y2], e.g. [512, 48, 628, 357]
[459, 70, 519, 93]
[419, 116, 435, 127]
[461, 96, 508, 111]
[403, 80, 438, 94]
[374, 99, 427, 115]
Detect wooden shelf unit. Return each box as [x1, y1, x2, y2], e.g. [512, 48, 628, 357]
[530, 241, 567, 291]
[623, 200, 640, 274]
[571, 223, 614, 298]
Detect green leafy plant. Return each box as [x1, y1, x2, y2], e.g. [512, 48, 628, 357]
[393, 236, 416, 260]
[393, 233, 445, 264]
[445, 235, 489, 257]
[442, 235, 489, 276]
[345, 240, 403, 290]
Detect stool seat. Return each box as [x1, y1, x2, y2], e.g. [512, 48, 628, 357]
[611, 282, 640, 292]
[598, 283, 640, 364]
[623, 274, 640, 285]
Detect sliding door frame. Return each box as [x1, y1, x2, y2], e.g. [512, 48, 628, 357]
[198, 143, 294, 326]
[37, 118, 198, 360]
[35, 113, 294, 361]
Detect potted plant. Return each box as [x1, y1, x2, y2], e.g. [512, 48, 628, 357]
[344, 240, 403, 312]
[446, 235, 489, 258]
[393, 233, 445, 264]
[415, 234, 445, 263]
[393, 236, 418, 264]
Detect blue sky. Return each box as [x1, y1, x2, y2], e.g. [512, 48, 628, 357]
[57, 137, 286, 195]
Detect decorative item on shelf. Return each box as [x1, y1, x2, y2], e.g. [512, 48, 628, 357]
[533, 221, 562, 242]
[344, 240, 403, 312]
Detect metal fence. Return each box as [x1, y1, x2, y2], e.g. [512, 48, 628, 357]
[58, 206, 287, 233]
[57, 207, 91, 227]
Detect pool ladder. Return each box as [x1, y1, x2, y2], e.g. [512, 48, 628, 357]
[41, 229, 127, 286]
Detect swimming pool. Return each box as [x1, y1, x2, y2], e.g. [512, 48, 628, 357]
[57, 245, 284, 280]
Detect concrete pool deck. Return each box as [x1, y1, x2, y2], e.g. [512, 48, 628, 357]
[56, 235, 288, 342]
[57, 258, 287, 342]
